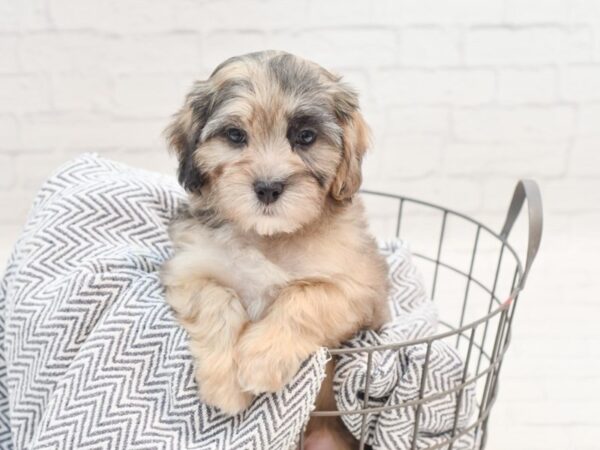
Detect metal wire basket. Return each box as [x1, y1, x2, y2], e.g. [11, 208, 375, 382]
[299, 180, 543, 450]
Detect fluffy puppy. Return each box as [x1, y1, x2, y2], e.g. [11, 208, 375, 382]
[161, 51, 390, 448]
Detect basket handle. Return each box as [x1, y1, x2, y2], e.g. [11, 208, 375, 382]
[500, 179, 543, 294]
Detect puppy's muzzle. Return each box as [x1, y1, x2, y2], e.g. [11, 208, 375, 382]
[254, 180, 285, 205]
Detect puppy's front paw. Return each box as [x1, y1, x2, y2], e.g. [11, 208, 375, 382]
[195, 364, 254, 415]
[236, 324, 305, 395]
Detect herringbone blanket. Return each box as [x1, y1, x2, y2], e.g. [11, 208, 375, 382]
[0, 155, 474, 450]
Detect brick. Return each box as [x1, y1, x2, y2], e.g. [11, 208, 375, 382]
[0, 155, 15, 189]
[596, 27, 600, 62]
[399, 27, 461, 66]
[0, 0, 19, 32]
[276, 29, 397, 68]
[174, 0, 304, 31]
[361, 146, 383, 183]
[444, 141, 568, 176]
[19, 34, 114, 73]
[202, 32, 268, 70]
[567, 426, 600, 448]
[505, 0, 569, 23]
[370, 1, 403, 25]
[0, 191, 33, 225]
[0, 115, 20, 150]
[497, 68, 558, 104]
[509, 400, 600, 426]
[570, 138, 600, 175]
[0, 0, 50, 32]
[19, 33, 202, 74]
[20, 113, 167, 151]
[21, 0, 51, 31]
[544, 377, 600, 401]
[360, 106, 385, 141]
[386, 106, 450, 134]
[502, 336, 600, 376]
[0, 75, 51, 113]
[379, 135, 443, 178]
[374, 69, 495, 105]
[452, 106, 576, 142]
[465, 27, 594, 65]
[509, 336, 591, 358]
[49, 0, 176, 33]
[487, 424, 571, 450]
[0, 225, 21, 272]
[113, 73, 192, 117]
[560, 66, 600, 101]
[47, 0, 103, 30]
[50, 73, 113, 111]
[0, 38, 19, 73]
[577, 104, 600, 135]
[111, 35, 202, 74]
[567, 0, 600, 22]
[380, 0, 504, 24]
[338, 70, 370, 102]
[15, 152, 70, 190]
[306, 0, 373, 27]
[99, 149, 177, 176]
[495, 378, 547, 402]
[367, 177, 482, 212]
[543, 178, 600, 212]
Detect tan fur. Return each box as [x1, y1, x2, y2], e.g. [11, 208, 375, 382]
[161, 51, 390, 448]
[331, 112, 370, 202]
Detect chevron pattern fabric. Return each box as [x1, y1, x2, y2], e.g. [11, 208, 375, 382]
[0, 155, 474, 450]
[336, 241, 475, 449]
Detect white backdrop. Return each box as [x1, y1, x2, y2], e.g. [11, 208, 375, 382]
[1, 0, 599, 448]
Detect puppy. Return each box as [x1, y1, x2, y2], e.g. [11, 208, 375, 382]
[161, 51, 390, 449]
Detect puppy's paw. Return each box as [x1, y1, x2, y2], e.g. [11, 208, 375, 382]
[195, 367, 254, 415]
[236, 324, 305, 395]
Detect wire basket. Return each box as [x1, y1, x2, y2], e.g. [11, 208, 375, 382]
[299, 180, 543, 450]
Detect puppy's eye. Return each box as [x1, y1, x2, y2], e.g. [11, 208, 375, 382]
[296, 129, 317, 146]
[225, 128, 246, 145]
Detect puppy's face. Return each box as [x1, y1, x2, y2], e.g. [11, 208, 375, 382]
[166, 51, 369, 236]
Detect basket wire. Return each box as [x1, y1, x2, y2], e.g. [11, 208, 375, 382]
[298, 180, 543, 450]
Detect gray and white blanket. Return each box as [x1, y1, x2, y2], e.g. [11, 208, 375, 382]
[0, 155, 474, 450]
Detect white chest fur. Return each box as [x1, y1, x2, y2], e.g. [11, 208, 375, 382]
[168, 221, 290, 321]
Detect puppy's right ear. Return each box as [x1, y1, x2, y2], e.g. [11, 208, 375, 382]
[165, 81, 212, 193]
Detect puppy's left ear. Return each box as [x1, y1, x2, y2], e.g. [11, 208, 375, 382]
[165, 81, 212, 193]
[330, 89, 371, 202]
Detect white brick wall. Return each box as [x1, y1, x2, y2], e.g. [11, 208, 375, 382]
[1, 0, 599, 220]
[1, 1, 599, 448]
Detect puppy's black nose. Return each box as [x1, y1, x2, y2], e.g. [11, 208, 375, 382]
[254, 181, 285, 205]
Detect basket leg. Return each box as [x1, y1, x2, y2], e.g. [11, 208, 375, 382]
[475, 308, 508, 447]
[480, 269, 520, 448]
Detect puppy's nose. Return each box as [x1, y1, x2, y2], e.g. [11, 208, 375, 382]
[254, 181, 285, 205]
